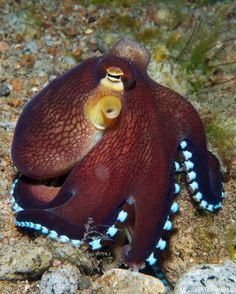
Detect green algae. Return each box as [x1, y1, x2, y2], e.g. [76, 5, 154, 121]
[82, 0, 133, 6]
[99, 14, 137, 32]
[136, 28, 161, 44]
[227, 223, 236, 262]
[205, 115, 236, 175]
[194, 215, 216, 253]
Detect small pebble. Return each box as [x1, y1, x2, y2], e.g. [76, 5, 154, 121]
[85, 28, 93, 35]
[11, 78, 23, 92]
[0, 84, 10, 97]
[0, 41, 9, 52]
[39, 264, 81, 294]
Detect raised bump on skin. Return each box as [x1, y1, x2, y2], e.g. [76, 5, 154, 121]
[41, 226, 49, 234]
[89, 239, 102, 250]
[9, 179, 19, 196]
[175, 162, 180, 172]
[182, 150, 192, 161]
[206, 204, 214, 212]
[199, 200, 208, 209]
[175, 184, 181, 194]
[146, 252, 157, 266]
[184, 160, 194, 170]
[164, 220, 172, 231]
[107, 225, 118, 237]
[29, 222, 35, 229]
[180, 140, 187, 150]
[171, 202, 179, 214]
[214, 202, 222, 209]
[12, 203, 19, 211]
[12, 202, 23, 212]
[48, 230, 58, 239]
[117, 210, 128, 222]
[34, 224, 42, 230]
[156, 238, 167, 250]
[10, 197, 15, 204]
[59, 235, 70, 243]
[189, 181, 198, 192]
[71, 239, 83, 247]
[193, 191, 202, 202]
[187, 171, 197, 182]
[11, 179, 18, 191]
[13, 178, 19, 187]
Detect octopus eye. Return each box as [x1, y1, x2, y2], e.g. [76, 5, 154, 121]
[96, 56, 136, 91]
[100, 66, 124, 92]
[106, 67, 124, 82]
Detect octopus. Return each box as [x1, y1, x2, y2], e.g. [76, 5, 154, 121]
[10, 39, 224, 269]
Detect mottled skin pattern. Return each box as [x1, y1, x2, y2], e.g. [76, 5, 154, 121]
[11, 39, 223, 268]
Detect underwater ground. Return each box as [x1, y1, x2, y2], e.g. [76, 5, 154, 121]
[0, 0, 235, 293]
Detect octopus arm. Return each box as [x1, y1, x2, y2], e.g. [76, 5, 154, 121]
[123, 153, 176, 268]
[14, 181, 60, 209]
[179, 106, 223, 206]
[155, 84, 223, 208]
[16, 127, 134, 241]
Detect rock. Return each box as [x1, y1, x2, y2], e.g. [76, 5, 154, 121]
[7, 98, 22, 107]
[0, 242, 52, 280]
[20, 54, 36, 68]
[11, 78, 23, 92]
[52, 244, 99, 275]
[0, 84, 10, 97]
[0, 41, 9, 52]
[39, 264, 81, 294]
[92, 268, 165, 293]
[64, 27, 78, 37]
[47, 47, 57, 56]
[15, 34, 24, 42]
[174, 261, 236, 294]
[85, 28, 93, 35]
[72, 47, 83, 59]
[153, 8, 174, 27]
[63, 56, 77, 67]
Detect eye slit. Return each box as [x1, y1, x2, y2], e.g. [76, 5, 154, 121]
[106, 66, 124, 82]
[107, 73, 121, 80]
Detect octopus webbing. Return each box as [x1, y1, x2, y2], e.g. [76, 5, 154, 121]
[10, 39, 224, 269]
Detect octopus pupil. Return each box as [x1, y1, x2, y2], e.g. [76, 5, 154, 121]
[106, 109, 113, 113]
[107, 73, 120, 80]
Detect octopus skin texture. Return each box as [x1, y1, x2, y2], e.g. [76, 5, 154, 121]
[10, 39, 224, 269]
